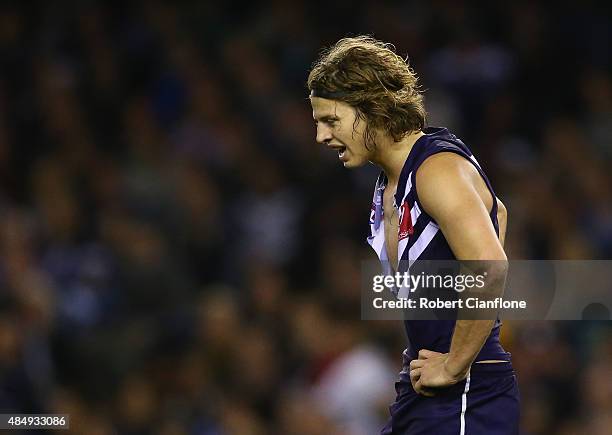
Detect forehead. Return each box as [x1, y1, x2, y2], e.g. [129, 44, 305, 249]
[310, 97, 354, 120]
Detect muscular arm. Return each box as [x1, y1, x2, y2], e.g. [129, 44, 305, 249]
[410, 153, 508, 391]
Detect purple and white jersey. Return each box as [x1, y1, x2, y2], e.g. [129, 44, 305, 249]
[367, 127, 510, 362]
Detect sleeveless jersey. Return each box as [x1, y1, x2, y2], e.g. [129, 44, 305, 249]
[367, 127, 510, 362]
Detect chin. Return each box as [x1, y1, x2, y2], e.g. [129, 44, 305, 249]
[343, 157, 368, 168]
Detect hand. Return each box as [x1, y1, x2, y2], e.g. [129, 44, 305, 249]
[409, 349, 468, 397]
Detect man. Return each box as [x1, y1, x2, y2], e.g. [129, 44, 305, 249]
[308, 36, 519, 434]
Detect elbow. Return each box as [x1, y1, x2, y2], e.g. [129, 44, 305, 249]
[479, 249, 508, 276]
[488, 259, 508, 281]
[482, 254, 508, 296]
[469, 249, 508, 293]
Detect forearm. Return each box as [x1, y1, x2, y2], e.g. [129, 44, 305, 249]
[445, 319, 495, 378]
[446, 262, 507, 378]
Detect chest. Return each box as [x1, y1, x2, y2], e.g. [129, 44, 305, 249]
[383, 186, 399, 269]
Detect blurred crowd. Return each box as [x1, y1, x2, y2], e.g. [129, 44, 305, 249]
[1, 1, 611, 434]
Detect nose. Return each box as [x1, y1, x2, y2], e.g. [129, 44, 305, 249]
[316, 124, 333, 144]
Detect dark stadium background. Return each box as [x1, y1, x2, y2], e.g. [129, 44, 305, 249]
[1, 1, 611, 434]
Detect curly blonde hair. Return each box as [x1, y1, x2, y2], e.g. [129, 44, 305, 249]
[308, 36, 426, 148]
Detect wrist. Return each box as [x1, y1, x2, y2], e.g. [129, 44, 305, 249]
[444, 356, 470, 381]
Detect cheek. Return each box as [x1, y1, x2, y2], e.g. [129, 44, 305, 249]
[342, 127, 361, 146]
[352, 136, 370, 154]
[348, 125, 368, 151]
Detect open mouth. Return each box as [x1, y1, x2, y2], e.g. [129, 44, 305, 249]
[337, 146, 347, 158]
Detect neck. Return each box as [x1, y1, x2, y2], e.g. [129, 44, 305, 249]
[371, 130, 425, 186]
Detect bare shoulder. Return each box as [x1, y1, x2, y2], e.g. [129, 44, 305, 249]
[415, 152, 483, 213]
[416, 152, 480, 183]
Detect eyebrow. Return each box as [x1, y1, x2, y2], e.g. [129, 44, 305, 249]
[314, 115, 340, 122]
